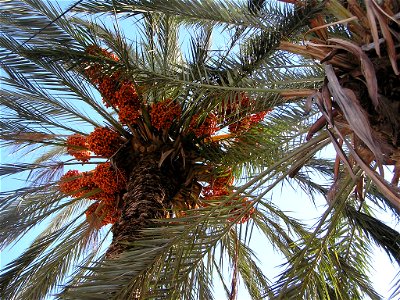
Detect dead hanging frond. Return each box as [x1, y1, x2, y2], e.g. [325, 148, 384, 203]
[327, 39, 379, 108]
[324, 64, 382, 164]
[280, 0, 400, 215]
[365, 0, 399, 75]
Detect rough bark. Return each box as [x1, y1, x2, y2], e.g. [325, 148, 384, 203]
[107, 153, 179, 257]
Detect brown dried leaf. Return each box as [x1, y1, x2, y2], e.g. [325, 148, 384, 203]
[373, 0, 400, 24]
[304, 41, 357, 69]
[180, 147, 186, 169]
[327, 180, 339, 203]
[328, 38, 379, 109]
[325, 64, 383, 164]
[347, 0, 372, 37]
[279, 41, 328, 61]
[365, 0, 381, 57]
[305, 94, 314, 114]
[372, 0, 399, 75]
[158, 149, 174, 168]
[327, 129, 356, 180]
[306, 109, 340, 141]
[338, 132, 400, 210]
[306, 115, 328, 141]
[355, 175, 365, 201]
[392, 164, 400, 186]
[14, 131, 56, 142]
[306, 16, 359, 41]
[320, 49, 340, 64]
[321, 85, 333, 122]
[280, 89, 316, 99]
[308, 14, 329, 40]
[334, 148, 342, 181]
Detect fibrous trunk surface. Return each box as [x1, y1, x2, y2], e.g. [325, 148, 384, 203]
[107, 154, 178, 257]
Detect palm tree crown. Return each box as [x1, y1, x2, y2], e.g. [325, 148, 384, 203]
[0, 0, 399, 299]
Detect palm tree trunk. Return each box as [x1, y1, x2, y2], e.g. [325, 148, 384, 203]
[107, 154, 178, 257]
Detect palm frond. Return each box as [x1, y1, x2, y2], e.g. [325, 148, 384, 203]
[267, 168, 380, 299]
[0, 215, 100, 300]
[346, 205, 400, 266]
[0, 185, 72, 249]
[0, 2, 126, 133]
[59, 203, 273, 299]
[75, 0, 273, 29]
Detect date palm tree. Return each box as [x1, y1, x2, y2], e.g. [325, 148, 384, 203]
[0, 0, 399, 299]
